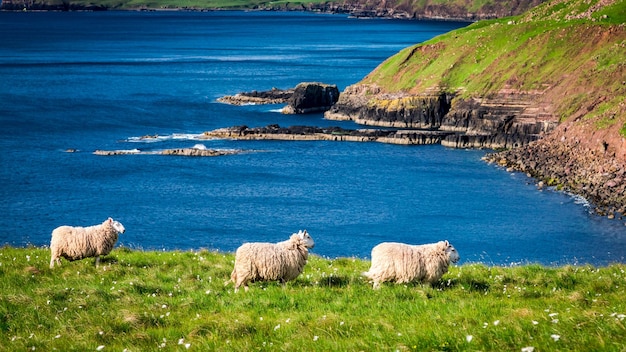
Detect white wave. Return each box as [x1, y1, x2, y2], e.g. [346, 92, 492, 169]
[126, 133, 206, 143]
[268, 107, 285, 113]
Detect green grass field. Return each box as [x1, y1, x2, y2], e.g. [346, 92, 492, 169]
[1, 246, 625, 351]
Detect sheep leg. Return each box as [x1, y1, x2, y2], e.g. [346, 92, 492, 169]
[95, 256, 101, 268]
[50, 257, 61, 269]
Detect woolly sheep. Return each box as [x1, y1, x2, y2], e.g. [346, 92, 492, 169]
[49, 217, 125, 268]
[362, 240, 459, 289]
[229, 230, 315, 292]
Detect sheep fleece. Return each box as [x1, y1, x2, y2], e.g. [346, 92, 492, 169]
[50, 219, 120, 262]
[364, 241, 452, 285]
[231, 234, 309, 287]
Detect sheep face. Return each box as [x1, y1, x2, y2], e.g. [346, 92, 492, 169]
[297, 230, 314, 249]
[108, 218, 125, 234]
[444, 240, 460, 263]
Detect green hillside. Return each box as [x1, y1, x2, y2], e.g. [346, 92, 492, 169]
[362, 0, 626, 131]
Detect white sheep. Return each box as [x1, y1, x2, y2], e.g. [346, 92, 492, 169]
[49, 217, 125, 268]
[229, 230, 315, 292]
[362, 240, 459, 289]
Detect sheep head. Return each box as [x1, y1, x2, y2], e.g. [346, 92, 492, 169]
[443, 240, 459, 263]
[297, 230, 315, 249]
[107, 217, 126, 234]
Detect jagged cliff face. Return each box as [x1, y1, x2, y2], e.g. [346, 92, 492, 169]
[326, 84, 560, 149]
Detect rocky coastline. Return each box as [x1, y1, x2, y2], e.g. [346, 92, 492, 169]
[218, 81, 625, 219]
[484, 122, 626, 219]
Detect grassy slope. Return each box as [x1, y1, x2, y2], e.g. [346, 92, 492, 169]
[1, 246, 625, 351]
[362, 0, 626, 135]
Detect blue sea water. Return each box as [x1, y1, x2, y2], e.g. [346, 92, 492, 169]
[0, 11, 624, 266]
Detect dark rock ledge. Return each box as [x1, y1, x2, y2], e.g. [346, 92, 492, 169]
[201, 124, 454, 145]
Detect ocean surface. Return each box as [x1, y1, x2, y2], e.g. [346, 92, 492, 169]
[0, 11, 624, 266]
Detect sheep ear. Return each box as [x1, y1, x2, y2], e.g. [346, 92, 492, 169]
[108, 217, 113, 223]
[298, 230, 304, 239]
[444, 240, 449, 247]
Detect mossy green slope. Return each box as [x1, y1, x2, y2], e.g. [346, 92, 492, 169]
[1, 246, 626, 351]
[362, 0, 625, 130]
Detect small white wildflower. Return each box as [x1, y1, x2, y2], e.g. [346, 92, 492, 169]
[285, 318, 291, 323]
[54, 335, 61, 339]
[551, 334, 560, 342]
[178, 338, 184, 345]
[47, 300, 50, 305]
[185, 343, 190, 349]
[205, 290, 211, 294]
[99, 331, 103, 335]
[96, 346, 105, 351]
[274, 324, 280, 331]
[532, 320, 539, 325]
[259, 317, 263, 321]
[313, 336, 319, 341]
[493, 320, 500, 326]
[161, 304, 167, 309]
[466, 335, 473, 343]
[552, 319, 559, 324]
[483, 322, 488, 328]
[549, 313, 558, 317]
[521, 347, 535, 352]
[340, 321, 344, 326]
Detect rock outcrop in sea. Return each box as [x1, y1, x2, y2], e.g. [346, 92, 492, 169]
[218, 82, 339, 115]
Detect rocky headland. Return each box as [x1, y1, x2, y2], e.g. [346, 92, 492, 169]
[321, 0, 626, 218]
